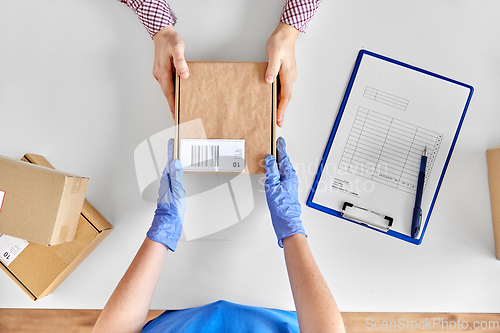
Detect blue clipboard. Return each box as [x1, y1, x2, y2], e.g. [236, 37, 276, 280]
[306, 50, 474, 245]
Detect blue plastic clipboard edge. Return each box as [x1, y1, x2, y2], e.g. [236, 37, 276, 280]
[306, 49, 474, 245]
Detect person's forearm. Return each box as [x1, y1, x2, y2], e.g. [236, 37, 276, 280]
[119, 0, 176, 38]
[283, 234, 345, 333]
[93, 237, 168, 333]
[280, 0, 322, 33]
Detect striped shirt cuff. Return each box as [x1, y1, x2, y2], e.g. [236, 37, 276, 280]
[120, 0, 177, 38]
[280, 0, 322, 33]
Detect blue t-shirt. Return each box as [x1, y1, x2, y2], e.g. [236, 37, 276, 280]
[142, 300, 299, 333]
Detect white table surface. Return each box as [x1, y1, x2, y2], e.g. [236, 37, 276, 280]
[1, 0, 500, 312]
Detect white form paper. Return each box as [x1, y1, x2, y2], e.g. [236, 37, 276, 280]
[313, 54, 472, 236]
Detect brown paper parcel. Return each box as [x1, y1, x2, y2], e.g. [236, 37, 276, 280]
[175, 62, 277, 174]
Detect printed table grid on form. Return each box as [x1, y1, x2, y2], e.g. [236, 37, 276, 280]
[363, 86, 410, 111]
[339, 107, 443, 194]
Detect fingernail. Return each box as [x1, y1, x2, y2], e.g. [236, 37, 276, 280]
[180, 70, 189, 78]
[266, 75, 275, 83]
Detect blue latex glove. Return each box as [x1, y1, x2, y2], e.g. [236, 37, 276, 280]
[264, 137, 306, 248]
[147, 138, 186, 251]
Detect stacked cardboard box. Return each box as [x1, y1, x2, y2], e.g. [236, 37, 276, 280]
[0, 154, 112, 300]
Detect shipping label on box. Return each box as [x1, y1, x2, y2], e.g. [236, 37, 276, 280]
[0, 234, 28, 266]
[180, 139, 245, 173]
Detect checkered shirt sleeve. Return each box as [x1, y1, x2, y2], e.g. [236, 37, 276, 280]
[119, 0, 177, 38]
[280, 0, 322, 33]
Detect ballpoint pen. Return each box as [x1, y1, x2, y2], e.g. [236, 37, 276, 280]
[411, 147, 427, 239]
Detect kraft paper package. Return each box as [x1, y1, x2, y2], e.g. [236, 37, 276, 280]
[175, 62, 277, 174]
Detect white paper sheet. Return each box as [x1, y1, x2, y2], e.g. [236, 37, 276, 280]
[313, 54, 472, 236]
[0, 234, 28, 266]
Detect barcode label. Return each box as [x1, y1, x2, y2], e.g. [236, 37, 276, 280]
[180, 139, 245, 173]
[0, 234, 29, 266]
[191, 145, 220, 167]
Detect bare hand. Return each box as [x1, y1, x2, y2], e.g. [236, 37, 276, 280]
[265, 22, 300, 127]
[152, 25, 189, 118]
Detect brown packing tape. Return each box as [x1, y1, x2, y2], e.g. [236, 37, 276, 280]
[71, 178, 81, 194]
[486, 148, 500, 260]
[58, 225, 68, 243]
[47, 176, 88, 246]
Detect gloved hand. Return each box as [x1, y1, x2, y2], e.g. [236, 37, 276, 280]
[147, 138, 186, 251]
[264, 137, 306, 248]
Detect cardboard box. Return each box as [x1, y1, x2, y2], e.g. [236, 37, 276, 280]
[0, 154, 112, 300]
[486, 148, 500, 260]
[174, 62, 277, 174]
[0, 155, 89, 246]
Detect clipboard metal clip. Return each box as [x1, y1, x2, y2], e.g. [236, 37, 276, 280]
[341, 202, 394, 232]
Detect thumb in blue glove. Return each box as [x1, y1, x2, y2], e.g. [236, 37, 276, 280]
[264, 137, 306, 248]
[147, 138, 186, 251]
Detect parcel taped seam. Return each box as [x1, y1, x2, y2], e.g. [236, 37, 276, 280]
[120, 0, 177, 38]
[280, 0, 323, 33]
